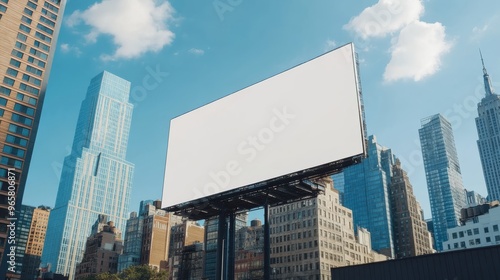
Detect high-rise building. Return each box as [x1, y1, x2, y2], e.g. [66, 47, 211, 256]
[178, 242, 204, 280]
[169, 220, 204, 279]
[203, 213, 247, 280]
[419, 114, 467, 251]
[42, 71, 135, 279]
[390, 160, 434, 258]
[140, 201, 182, 272]
[0, 0, 66, 269]
[476, 52, 500, 202]
[269, 177, 387, 279]
[75, 215, 123, 280]
[342, 135, 396, 258]
[465, 189, 487, 207]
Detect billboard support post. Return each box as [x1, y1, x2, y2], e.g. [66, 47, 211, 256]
[264, 197, 271, 280]
[216, 211, 226, 280]
[228, 212, 236, 279]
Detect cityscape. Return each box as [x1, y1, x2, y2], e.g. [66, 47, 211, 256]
[1, 0, 500, 280]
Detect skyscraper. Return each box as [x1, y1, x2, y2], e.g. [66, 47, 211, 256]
[390, 160, 434, 258]
[42, 71, 135, 279]
[0, 0, 66, 268]
[342, 135, 396, 258]
[419, 114, 467, 251]
[475, 52, 500, 201]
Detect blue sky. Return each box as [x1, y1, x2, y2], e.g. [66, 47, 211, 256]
[23, 0, 500, 221]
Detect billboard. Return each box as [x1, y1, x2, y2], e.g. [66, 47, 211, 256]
[162, 43, 365, 208]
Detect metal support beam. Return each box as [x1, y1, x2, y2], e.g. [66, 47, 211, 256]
[264, 198, 271, 280]
[215, 212, 226, 280]
[227, 212, 236, 279]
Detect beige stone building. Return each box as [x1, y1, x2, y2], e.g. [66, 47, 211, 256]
[0, 0, 66, 267]
[390, 161, 434, 258]
[270, 177, 386, 280]
[75, 215, 123, 280]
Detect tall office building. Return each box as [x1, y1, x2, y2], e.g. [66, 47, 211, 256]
[476, 52, 500, 201]
[0, 0, 66, 269]
[269, 177, 387, 279]
[169, 220, 205, 279]
[419, 114, 467, 251]
[390, 160, 434, 258]
[42, 71, 135, 279]
[342, 135, 396, 258]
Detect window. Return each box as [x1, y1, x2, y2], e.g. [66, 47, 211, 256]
[460, 241, 466, 248]
[27, 56, 46, 68]
[34, 40, 50, 52]
[34, 31, 51, 43]
[19, 83, 39, 95]
[0, 86, 11, 96]
[6, 135, 28, 147]
[23, 8, 33, 16]
[29, 48, 48, 60]
[0, 4, 6, 13]
[0, 108, 3, 116]
[0, 156, 23, 169]
[27, 1, 37, 10]
[17, 33, 28, 42]
[16, 93, 37, 105]
[8, 124, 30, 137]
[15, 41, 27, 51]
[26, 65, 43, 76]
[494, 225, 499, 232]
[22, 74, 41, 86]
[41, 8, 57, 20]
[19, 24, 31, 33]
[473, 228, 479, 235]
[21, 15, 32, 24]
[475, 238, 481, 245]
[495, 235, 500, 242]
[11, 50, 24, 59]
[14, 103, 35, 116]
[3, 77, 15, 86]
[3, 145, 25, 158]
[11, 113, 33, 126]
[39, 16, 55, 27]
[43, 2, 59, 13]
[486, 237, 491, 243]
[6, 68, 18, 78]
[10, 59, 21, 68]
[36, 23, 53, 35]
[459, 231, 464, 238]
[485, 227, 489, 233]
[467, 229, 473, 236]
[452, 232, 458, 239]
[0, 0, 8, 4]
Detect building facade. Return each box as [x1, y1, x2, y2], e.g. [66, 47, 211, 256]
[0, 0, 66, 270]
[475, 53, 500, 201]
[390, 160, 434, 258]
[42, 71, 135, 279]
[204, 213, 247, 280]
[234, 219, 264, 280]
[443, 202, 500, 251]
[419, 114, 467, 251]
[75, 215, 123, 279]
[342, 135, 396, 258]
[117, 200, 154, 272]
[269, 177, 387, 280]
[169, 220, 205, 279]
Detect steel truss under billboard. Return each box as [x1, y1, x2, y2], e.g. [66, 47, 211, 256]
[163, 43, 366, 219]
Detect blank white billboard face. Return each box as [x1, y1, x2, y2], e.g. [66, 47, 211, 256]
[163, 43, 364, 208]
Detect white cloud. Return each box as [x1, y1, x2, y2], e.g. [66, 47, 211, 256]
[384, 21, 451, 82]
[67, 0, 175, 60]
[344, 0, 424, 39]
[60, 43, 82, 56]
[188, 48, 205, 55]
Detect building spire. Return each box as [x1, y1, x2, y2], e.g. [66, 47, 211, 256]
[480, 49, 495, 96]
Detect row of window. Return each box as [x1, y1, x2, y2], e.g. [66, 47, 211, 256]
[451, 224, 499, 239]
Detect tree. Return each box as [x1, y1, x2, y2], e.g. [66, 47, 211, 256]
[84, 265, 168, 280]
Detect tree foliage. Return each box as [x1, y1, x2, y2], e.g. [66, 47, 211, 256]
[82, 265, 168, 280]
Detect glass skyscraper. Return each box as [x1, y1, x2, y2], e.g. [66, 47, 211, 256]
[0, 0, 66, 269]
[342, 135, 396, 258]
[419, 114, 466, 251]
[475, 53, 500, 201]
[42, 71, 134, 279]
